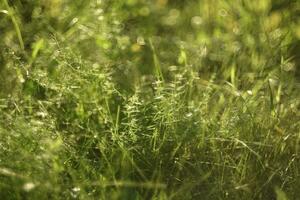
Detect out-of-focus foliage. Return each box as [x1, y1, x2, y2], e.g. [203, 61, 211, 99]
[0, 0, 299, 199]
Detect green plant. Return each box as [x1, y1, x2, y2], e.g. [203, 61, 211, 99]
[0, 0, 299, 199]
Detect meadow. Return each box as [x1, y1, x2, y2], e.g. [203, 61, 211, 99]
[0, 0, 299, 199]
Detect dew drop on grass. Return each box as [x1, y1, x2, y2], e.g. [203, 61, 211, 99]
[154, 95, 163, 100]
[70, 187, 81, 198]
[72, 187, 81, 192]
[186, 113, 193, 118]
[36, 112, 48, 118]
[70, 18, 78, 26]
[98, 16, 104, 21]
[0, 10, 8, 14]
[247, 90, 253, 95]
[191, 16, 203, 26]
[137, 36, 145, 45]
[23, 182, 36, 192]
[95, 8, 103, 15]
[168, 65, 178, 71]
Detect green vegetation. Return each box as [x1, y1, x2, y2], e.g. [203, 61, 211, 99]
[0, 0, 299, 199]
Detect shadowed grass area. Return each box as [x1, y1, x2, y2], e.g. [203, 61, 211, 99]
[0, 0, 299, 199]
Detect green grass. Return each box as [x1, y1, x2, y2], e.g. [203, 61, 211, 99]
[0, 0, 299, 199]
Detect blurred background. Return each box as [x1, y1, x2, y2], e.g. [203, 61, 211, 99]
[0, 0, 299, 96]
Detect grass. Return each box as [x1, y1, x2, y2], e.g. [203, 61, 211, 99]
[0, 0, 299, 199]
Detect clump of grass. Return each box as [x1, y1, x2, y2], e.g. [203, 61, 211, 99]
[0, 0, 299, 199]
